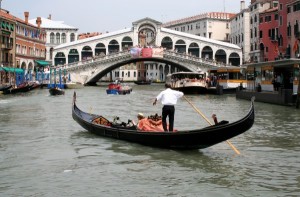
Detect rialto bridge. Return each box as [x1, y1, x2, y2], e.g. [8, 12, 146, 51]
[53, 18, 242, 85]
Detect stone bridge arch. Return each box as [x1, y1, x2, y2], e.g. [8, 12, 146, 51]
[85, 57, 192, 85]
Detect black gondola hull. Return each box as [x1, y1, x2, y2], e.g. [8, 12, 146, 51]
[72, 93, 255, 149]
[49, 88, 65, 95]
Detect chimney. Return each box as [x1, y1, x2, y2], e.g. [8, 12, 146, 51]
[48, 14, 51, 20]
[24, 12, 29, 24]
[240, 1, 245, 11]
[36, 17, 42, 28]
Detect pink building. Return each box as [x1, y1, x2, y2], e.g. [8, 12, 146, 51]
[259, 7, 279, 61]
[287, 0, 300, 58]
[278, 0, 289, 58]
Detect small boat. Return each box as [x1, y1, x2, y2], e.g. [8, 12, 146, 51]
[134, 80, 152, 85]
[2, 82, 33, 95]
[0, 84, 12, 92]
[166, 72, 207, 94]
[106, 81, 132, 95]
[49, 87, 65, 95]
[72, 92, 255, 149]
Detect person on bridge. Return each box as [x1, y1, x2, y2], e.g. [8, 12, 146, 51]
[153, 83, 184, 132]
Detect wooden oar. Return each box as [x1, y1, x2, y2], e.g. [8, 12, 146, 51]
[183, 96, 241, 155]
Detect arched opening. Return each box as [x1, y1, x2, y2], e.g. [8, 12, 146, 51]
[95, 43, 106, 57]
[108, 40, 120, 54]
[228, 52, 241, 66]
[81, 46, 93, 61]
[138, 23, 156, 46]
[68, 49, 79, 63]
[56, 33, 60, 44]
[161, 36, 173, 50]
[188, 42, 199, 57]
[175, 40, 186, 53]
[201, 46, 213, 60]
[54, 52, 66, 66]
[215, 49, 227, 64]
[50, 48, 54, 60]
[121, 37, 133, 51]
[21, 62, 26, 69]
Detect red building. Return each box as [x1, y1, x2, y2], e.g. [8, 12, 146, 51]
[259, 6, 279, 61]
[287, 0, 300, 58]
[278, 0, 289, 58]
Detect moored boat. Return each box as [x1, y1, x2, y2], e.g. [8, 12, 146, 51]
[2, 82, 33, 95]
[72, 92, 255, 149]
[166, 72, 207, 94]
[0, 84, 12, 92]
[49, 87, 65, 95]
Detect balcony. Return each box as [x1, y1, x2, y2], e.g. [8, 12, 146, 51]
[270, 36, 278, 42]
[1, 42, 13, 50]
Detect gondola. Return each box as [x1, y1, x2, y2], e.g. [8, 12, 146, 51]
[0, 84, 12, 92]
[72, 92, 255, 149]
[49, 87, 65, 95]
[2, 83, 33, 95]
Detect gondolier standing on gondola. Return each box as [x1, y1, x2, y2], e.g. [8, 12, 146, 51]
[153, 83, 184, 132]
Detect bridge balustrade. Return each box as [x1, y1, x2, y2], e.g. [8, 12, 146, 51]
[56, 49, 229, 72]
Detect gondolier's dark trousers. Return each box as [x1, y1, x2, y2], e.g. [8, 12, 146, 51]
[162, 105, 175, 132]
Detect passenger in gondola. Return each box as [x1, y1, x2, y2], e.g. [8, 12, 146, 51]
[132, 113, 145, 126]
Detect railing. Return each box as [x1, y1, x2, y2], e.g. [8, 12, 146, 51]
[57, 49, 229, 71]
[1, 43, 13, 50]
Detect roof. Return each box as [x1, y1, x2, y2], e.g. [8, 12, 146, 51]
[54, 28, 132, 50]
[0, 9, 37, 29]
[28, 17, 78, 30]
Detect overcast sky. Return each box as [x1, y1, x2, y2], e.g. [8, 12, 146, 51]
[3, 0, 250, 33]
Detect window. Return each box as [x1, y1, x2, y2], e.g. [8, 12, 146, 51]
[70, 33, 75, 42]
[260, 30, 263, 38]
[56, 33, 60, 44]
[50, 33, 54, 44]
[61, 33, 66, 43]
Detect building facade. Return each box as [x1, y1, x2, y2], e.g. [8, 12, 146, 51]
[287, 0, 300, 58]
[163, 12, 235, 42]
[249, 0, 275, 63]
[259, 7, 279, 61]
[0, 9, 15, 67]
[16, 12, 46, 72]
[230, 1, 251, 63]
[29, 14, 78, 65]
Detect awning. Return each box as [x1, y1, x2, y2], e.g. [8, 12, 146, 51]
[1, 67, 24, 73]
[35, 60, 50, 66]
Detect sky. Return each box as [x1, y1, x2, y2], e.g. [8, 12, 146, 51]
[2, 0, 250, 34]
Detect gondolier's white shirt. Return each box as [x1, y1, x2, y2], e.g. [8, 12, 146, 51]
[156, 88, 184, 105]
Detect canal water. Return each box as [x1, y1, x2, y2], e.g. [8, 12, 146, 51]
[0, 84, 299, 197]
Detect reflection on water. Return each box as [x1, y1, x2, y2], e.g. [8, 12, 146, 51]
[0, 84, 299, 196]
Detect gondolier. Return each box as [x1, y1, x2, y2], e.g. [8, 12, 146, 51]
[153, 83, 184, 132]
